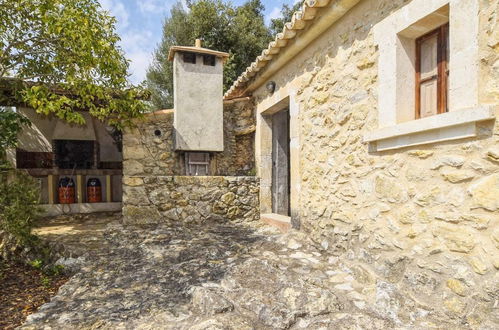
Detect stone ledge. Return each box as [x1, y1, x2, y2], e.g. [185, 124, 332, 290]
[40, 202, 122, 217]
[261, 213, 292, 233]
[364, 105, 497, 151]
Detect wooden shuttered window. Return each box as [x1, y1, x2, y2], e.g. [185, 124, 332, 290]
[185, 152, 210, 176]
[416, 24, 449, 119]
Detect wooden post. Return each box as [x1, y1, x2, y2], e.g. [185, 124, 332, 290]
[48, 175, 55, 204]
[76, 175, 84, 203]
[106, 175, 112, 202]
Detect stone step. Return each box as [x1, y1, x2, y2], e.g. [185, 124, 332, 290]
[261, 213, 292, 233]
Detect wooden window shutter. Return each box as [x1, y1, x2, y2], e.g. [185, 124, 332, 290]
[416, 24, 449, 118]
[185, 152, 210, 176]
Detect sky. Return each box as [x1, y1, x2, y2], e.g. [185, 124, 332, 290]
[99, 0, 300, 85]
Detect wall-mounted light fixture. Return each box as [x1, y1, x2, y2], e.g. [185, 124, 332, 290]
[266, 81, 276, 94]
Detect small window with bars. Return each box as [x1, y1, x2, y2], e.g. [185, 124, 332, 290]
[415, 23, 449, 119]
[185, 152, 210, 176]
[183, 53, 196, 64]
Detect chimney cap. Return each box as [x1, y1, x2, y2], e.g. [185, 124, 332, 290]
[168, 44, 230, 62]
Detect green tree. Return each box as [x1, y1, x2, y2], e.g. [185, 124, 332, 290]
[0, 108, 30, 166]
[269, 2, 303, 36]
[0, 0, 147, 128]
[146, 0, 272, 110]
[0, 107, 40, 247]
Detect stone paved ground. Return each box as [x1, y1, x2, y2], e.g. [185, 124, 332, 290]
[22, 214, 476, 329]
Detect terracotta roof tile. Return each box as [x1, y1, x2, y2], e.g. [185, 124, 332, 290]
[224, 0, 333, 99]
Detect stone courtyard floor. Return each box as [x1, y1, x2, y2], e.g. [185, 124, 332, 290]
[21, 213, 468, 329]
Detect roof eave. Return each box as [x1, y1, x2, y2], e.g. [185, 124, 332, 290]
[224, 0, 362, 100]
[168, 46, 230, 62]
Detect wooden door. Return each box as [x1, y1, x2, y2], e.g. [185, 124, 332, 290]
[272, 110, 290, 216]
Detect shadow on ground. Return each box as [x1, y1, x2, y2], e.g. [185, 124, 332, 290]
[23, 214, 266, 328]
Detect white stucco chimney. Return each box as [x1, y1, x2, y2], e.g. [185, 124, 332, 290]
[168, 41, 229, 152]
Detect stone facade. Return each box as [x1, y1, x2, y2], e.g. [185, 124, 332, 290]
[122, 98, 258, 225]
[122, 176, 259, 225]
[248, 0, 498, 326]
[123, 98, 255, 177]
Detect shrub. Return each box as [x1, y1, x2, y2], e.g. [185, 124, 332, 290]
[0, 170, 41, 244]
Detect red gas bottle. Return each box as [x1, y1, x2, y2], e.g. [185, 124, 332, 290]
[58, 177, 75, 204]
[87, 178, 102, 203]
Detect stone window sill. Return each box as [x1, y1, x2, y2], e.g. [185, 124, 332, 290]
[364, 105, 497, 152]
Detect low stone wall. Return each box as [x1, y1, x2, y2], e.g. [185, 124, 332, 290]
[122, 176, 259, 225]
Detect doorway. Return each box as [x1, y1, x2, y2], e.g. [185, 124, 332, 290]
[271, 109, 290, 216]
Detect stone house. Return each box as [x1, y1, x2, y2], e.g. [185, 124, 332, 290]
[123, 0, 498, 325]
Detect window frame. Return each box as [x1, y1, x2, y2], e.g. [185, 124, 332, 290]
[415, 23, 449, 119]
[183, 52, 196, 64]
[185, 152, 210, 176]
[203, 54, 216, 66]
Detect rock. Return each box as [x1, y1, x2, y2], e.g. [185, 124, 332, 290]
[398, 208, 415, 224]
[374, 175, 408, 203]
[55, 257, 85, 273]
[313, 91, 329, 105]
[123, 187, 150, 206]
[469, 256, 489, 275]
[287, 239, 302, 250]
[491, 229, 499, 249]
[460, 214, 490, 230]
[124, 160, 145, 176]
[191, 287, 234, 315]
[212, 201, 227, 215]
[444, 297, 465, 314]
[468, 173, 499, 211]
[122, 206, 162, 224]
[430, 155, 465, 169]
[123, 177, 144, 187]
[486, 146, 499, 163]
[432, 225, 475, 253]
[446, 279, 466, 296]
[374, 281, 403, 324]
[434, 213, 461, 224]
[414, 187, 441, 207]
[408, 150, 434, 159]
[441, 170, 475, 183]
[226, 206, 240, 219]
[220, 192, 236, 205]
[123, 145, 146, 159]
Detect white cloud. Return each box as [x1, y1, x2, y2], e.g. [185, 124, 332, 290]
[119, 30, 156, 84]
[100, 0, 129, 31]
[266, 6, 282, 25]
[137, 0, 186, 14]
[137, 0, 161, 13]
[127, 49, 152, 84]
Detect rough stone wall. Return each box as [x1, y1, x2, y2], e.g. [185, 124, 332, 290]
[123, 111, 182, 177]
[122, 176, 259, 225]
[479, 0, 499, 103]
[252, 0, 498, 326]
[216, 98, 256, 176]
[122, 98, 258, 225]
[122, 98, 255, 178]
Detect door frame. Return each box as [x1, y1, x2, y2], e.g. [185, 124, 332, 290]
[257, 94, 301, 229]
